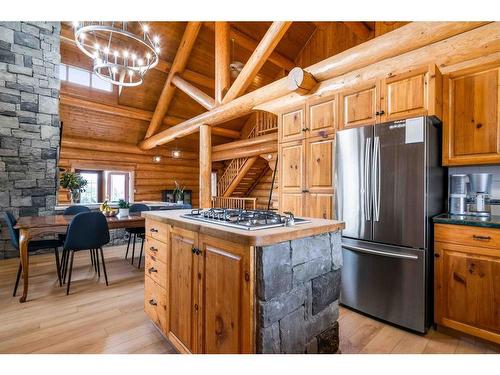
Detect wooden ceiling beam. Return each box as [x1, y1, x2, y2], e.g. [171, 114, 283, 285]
[212, 142, 277, 162]
[215, 22, 231, 104]
[144, 22, 202, 139]
[138, 67, 316, 150]
[343, 22, 374, 39]
[171, 74, 215, 110]
[221, 22, 292, 104]
[205, 22, 296, 71]
[60, 94, 240, 139]
[211, 133, 277, 153]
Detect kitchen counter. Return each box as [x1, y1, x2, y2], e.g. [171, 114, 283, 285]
[142, 209, 345, 353]
[54, 201, 191, 212]
[141, 209, 345, 247]
[433, 213, 500, 229]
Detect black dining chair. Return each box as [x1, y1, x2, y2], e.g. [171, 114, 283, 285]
[59, 206, 92, 279]
[3, 211, 63, 296]
[124, 203, 150, 268]
[62, 211, 110, 295]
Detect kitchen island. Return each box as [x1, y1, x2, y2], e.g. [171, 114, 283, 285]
[141, 209, 345, 354]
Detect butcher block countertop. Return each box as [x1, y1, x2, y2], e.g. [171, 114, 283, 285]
[142, 209, 345, 246]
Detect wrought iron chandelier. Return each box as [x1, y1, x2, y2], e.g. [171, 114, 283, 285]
[72, 21, 160, 92]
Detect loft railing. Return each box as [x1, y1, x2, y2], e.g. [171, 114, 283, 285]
[211, 196, 257, 210]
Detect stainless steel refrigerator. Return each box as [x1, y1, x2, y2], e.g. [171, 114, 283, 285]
[335, 116, 445, 333]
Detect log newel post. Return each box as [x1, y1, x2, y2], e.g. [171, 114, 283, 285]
[199, 124, 212, 209]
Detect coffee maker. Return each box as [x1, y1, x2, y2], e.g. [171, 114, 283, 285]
[467, 173, 493, 217]
[449, 174, 468, 215]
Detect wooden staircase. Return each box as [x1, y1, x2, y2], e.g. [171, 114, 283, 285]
[216, 111, 277, 200]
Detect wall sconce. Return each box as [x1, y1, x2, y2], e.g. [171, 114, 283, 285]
[153, 155, 162, 163]
[172, 149, 182, 159]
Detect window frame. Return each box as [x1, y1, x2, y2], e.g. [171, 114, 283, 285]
[60, 63, 113, 93]
[106, 172, 130, 202]
[75, 169, 105, 203]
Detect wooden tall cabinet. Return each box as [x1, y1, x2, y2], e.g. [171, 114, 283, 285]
[279, 95, 336, 219]
[442, 65, 500, 165]
[434, 224, 500, 344]
[144, 219, 254, 354]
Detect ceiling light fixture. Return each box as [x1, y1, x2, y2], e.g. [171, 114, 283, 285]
[153, 155, 162, 163]
[73, 21, 160, 91]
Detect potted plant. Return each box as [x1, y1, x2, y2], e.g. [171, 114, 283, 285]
[173, 180, 185, 204]
[117, 199, 130, 217]
[59, 171, 87, 204]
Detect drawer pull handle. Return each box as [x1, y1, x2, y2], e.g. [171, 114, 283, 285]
[148, 267, 157, 274]
[149, 246, 158, 252]
[473, 235, 491, 241]
[150, 228, 158, 233]
[149, 299, 157, 306]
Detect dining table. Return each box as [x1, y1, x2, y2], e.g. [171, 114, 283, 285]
[13, 213, 145, 303]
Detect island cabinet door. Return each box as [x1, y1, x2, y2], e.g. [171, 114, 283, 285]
[167, 226, 200, 354]
[434, 241, 500, 344]
[197, 235, 253, 354]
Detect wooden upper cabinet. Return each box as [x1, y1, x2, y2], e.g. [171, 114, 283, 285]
[306, 136, 334, 194]
[307, 96, 337, 137]
[280, 107, 305, 142]
[280, 140, 304, 193]
[380, 67, 430, 121]
[168, 226, 199, 353]
[339, 82, 379, 129]
[199, 235, 253, 354]
[443, 66, 500, 165]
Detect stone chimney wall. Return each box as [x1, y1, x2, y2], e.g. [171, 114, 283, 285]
[0, 22, 61, 259]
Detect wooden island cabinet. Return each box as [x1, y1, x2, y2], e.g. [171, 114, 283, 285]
[142, 210, 345, 354]
[434, 222, 500, 344]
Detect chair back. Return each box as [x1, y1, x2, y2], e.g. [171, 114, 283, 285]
[129, 204, 150, 213]
[64, 212, 110, 251]
[63, 205, 91, 215]
[2, 212, 19, 250]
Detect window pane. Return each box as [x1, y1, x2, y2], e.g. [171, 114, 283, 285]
[59, 64, 67, 81]
[68, 66, 90, 86]
[80, 173, 99, 204]
[91, 73, 113, 92]
[110, 174, 126, 201]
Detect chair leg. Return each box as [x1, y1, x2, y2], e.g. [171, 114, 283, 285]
[125, 234, 131, 259]
[13, 263, 22, 297]
[99, 247, 109, 286]
[131, 234, 136, 265]
[54, 248, 62, 287]
[62, 248, 69, 284]
[90, 249, 94, 266]
[60, 248, 66, 283]
[95, 248, 101, 278]
[92, 249, 98, 272]
[137, 237, 144, 269]
[66, 250, 75, 295]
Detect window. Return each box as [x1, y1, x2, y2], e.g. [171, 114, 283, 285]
[107, 172, 130, 202]
[59, 64, 113, 92]
[76, 170, 104, 204]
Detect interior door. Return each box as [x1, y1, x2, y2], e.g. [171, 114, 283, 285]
[372, 117, 425, 248]
[335, 125, 373, 240]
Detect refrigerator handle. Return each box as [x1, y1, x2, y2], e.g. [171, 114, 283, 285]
[364, 138, 372, 221]
[372, 136, 381, 222]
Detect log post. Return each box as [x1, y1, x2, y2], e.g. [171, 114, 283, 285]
[172, 75, 216, 110]
[199, 124, 212, 208]
[215, 22, 231, 104]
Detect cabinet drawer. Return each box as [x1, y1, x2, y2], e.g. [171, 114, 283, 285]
[145, 236, 167, 264]
[144, 275, 168, 334]
[145, 252, 167, 289]
[435, 224, 500, 249]
[145, 219, 169, 242]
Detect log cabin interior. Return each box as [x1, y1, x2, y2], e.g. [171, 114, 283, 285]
[1, 1, 500, 365]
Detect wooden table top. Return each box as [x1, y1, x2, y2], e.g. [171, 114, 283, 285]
[15, 213, 145, 230]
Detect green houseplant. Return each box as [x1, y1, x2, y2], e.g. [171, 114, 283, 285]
[173, 180, 185, 204]
[59, 171, 87, 204]
[117, 199, 130, 217]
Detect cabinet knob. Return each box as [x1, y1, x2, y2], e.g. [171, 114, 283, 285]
[434, 253, 440, 258]
[473, 235, 491, 241]
[379, 110, 385, 115]
[149, 299, 157, 306]
[149, 246, 158, 252]
[302, 127, 310, 132]
[148, 267, 157, 274]
[150, 228, 158, 233]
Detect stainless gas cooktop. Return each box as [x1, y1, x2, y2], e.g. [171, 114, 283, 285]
[181, 208, 310, 231]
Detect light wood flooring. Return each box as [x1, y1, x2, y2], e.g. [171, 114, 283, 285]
[0, 244, 498, 354]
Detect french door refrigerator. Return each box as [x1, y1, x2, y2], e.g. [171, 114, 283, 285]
[335, 116, 445, 333]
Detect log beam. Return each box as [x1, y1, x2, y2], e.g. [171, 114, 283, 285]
[222, 156, 259, 197]
[172, 74, 216, 110]
[199, 125, 212, 208]
[60, 94, 239, 138]
[212, 141, 277, 162]
[221, 22, 292, 104]
[211, 133, 277, 153]
[215, 22, 231, 104]
[138, 67, 316, 150]
[144, 22, 202, 139]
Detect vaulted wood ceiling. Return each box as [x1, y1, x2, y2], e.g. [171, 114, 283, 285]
[59, 21, 391, 150]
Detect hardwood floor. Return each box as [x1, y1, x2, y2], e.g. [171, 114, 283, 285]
[338, 306, 500, 354]
[0, 245, 498, 354]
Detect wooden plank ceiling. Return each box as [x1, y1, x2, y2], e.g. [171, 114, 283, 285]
[60, 21, 381, 150]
